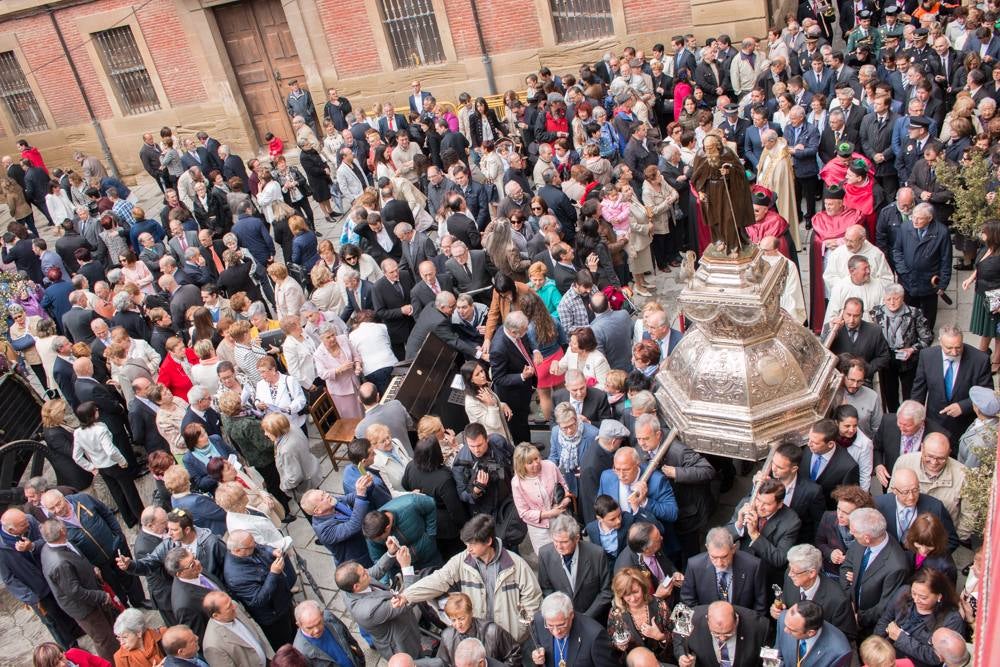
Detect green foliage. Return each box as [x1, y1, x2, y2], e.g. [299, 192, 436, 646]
[962, 422, 997, 537]
[936, 154, 1000, 238]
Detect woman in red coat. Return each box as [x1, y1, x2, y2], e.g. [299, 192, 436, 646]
[157, 336, 199, 402]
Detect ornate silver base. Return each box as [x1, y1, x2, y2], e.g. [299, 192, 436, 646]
[656, 246, 841, 461]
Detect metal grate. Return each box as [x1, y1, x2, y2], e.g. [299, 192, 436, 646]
[93, 26, 160, 115]
[0, 51, 48, 134]
[379, 0, 446, 69]
[549, 0, 613, 43]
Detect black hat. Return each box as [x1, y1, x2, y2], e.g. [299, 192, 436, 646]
[849, 159, 869, 177]
[724, 103, 739, 114]
[823, 184, 846, 199]
[836, 141, 854, 157]
[752, 191, 773, 206]
[858, 9, 873, 19]
[286, 79, 299, 86]
[908, 115, 931, 129]
[883, 4, 900, 14]
[914, 27, 929, 38]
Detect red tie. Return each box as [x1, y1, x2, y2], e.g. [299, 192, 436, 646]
[431, 282, 440, 294]
[514, 337, 533, 366]
[389, 117, 395, 131]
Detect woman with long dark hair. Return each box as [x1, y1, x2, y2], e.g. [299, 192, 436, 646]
[962, 219, 1000, 373]
[574, 210, 620, 289]
[874, 568, 965, 667]
[460, 360, 511, 441]
[469, 97, 505, 149]
[519, 290, 566, 422]
[72, 401, 144, 527]
[401, 436, 468, 558]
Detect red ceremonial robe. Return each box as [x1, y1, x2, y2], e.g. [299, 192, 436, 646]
[819, 153, 873, 186]
[746, 210, 792, 260]
[809, 206, 866, 332]
[842, 178, 877, 239]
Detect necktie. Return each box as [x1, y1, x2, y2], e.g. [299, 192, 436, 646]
[514, 337, 533, 366]
[431, 282, 440, 294]
[800, 588, 808, 601]
[210, 248, 224, 273]
[179, 236, 188, 251]
[718, 638, 732, 667]
[797, 640, 808, 667]
[944, 359, 955, 401]
[899, 507, 915, 539]
[835, 130, 841, 144]
[810, 454, 823, 480]
[394, 281, 403, 296]
[465, 263, 472, 278]
[855, 547, 872, 604]
[199, 575, 218, 591]
[644, 554, 665, 582]
[389, 117, 395, 131]
[918, 228, 926, 240]
[930, 166, 936, 180]
[848, 328, 858, 343]
[717, 571, 730, 600]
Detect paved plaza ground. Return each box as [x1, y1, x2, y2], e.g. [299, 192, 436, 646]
[0, 173, 982, 666]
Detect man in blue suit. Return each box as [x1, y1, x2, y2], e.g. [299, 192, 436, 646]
[785, 105, 821, 225]
[963, 25, 1000, 63]
[377, 102, 409, 140]
[803, 54, 835, 98]
[744, 107, 779, 172]
[598, 447, 677, 530]
[407, 80, 433, 114]
[775, 601, 852, 667]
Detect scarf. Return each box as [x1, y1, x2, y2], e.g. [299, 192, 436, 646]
[836, 433, 856, 448]
[557, 427, 583, 476]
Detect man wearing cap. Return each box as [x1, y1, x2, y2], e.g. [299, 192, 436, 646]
[285, 80, 318, 137]
[578, 419, 631, 526]
[877, 5, 902, 42]
[909, 28, 936, 72]
[847, 10, 882, 55]
[747, 190, 794, 260]
[718, 103, 751, 159]
[809, 184, 866, 332]
[796, 31, 826, 75]
[957, 386, 999, 468]
[895, 116, 936, 185]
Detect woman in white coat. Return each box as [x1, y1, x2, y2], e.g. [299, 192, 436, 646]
[254, 356, 308, 432]
[365, 423, 412, 497]
[280, 316, 319, 391]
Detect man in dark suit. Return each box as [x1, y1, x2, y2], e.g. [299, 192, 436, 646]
[892, 201, 951, 330]
[718, 104, 751, 159]
[438, 119, 470, 159]
[763, 441, 825, 543]
[180, 388, 222, 439]
[376, 102, 408, 140]
[219, 145, 249, 184]
[73, 357, 137, 472]
[911, 326, 992, 450]
[339, 272, 375, 323]
[129, 377, 169, 455]
[537, 175, 578, 242]
[161, 275, 203, 334]
[378, 182, 416, 227]
[775, 601, 853, 667]
[451, 166, 489, 230]
[622, 122, 658, 191]
[131, 506, 177, 625]
[553, 370, 612, 425]
[803, 54, 835, 99]
[800, 419, 860, 508]
[875, 467, 959, 550]
[405, 291, 478, 361]
[613, 521, 679, 589]
[409, 261, 456, 319]
[195, 132, 224, 175]
[583, 492, 636, 561]
[443, 197, 482, 250]
[353, 212, 402, 267]
[589, 293, 633, 372]
[673, 601, 770, 667]
[164, 546, 226, 639]
[860, 95, 899, 199]
[694, 48, 732, 106]
[785, 105, 822, 225]
[489, 311, 536, 444]
[61, 291, 100, 344]
[669, 36, 697, 79]
[743, 108, 780, 172]
[839, 507, 910, 635]
[53, 349, 80, 409]
[726, 479, 801, 589]
[394, 223, 436, 281]
[371, 258, 415, 361]
[773, 544, 857, 642]
[821, 298, 892, 385]
[681, 527, 767, 613]
[446, 240, 491, 297]
[39, 520, 118, 661]
[818, 111, 859, 164]
[873, 400, 946, 489]
[529, 591, 614, 667]
[538, 515, 611, 621]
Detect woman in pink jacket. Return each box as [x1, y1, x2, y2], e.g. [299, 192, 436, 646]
[510, 442, 572, 554]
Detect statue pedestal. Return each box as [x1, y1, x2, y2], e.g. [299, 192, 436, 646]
[655, 246, 841, 461]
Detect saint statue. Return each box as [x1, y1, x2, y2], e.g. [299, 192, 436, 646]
[691, 134, 754, 257]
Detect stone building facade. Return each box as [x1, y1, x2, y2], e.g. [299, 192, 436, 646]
[0, 0, 768, 176]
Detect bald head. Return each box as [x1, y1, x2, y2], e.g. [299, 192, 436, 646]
[72, 357, 94, 377]
[387, 655, 417, 667]
[626, 647, 660, 667]
[0, 509, 29, 536]
[932, 628, 970, 666]
[707, 601, 737, 634]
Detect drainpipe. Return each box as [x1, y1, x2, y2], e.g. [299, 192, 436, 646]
[468, 0, 497, 95]
[47, 6, 120, 178]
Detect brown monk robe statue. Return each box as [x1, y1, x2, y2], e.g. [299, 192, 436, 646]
[691, 134, 754, 257]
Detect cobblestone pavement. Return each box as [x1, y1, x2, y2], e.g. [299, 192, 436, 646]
[0, 174, 980, 666]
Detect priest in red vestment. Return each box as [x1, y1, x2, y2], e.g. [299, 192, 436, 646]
[819, 141, 873, 186]
[842, 159, 881, 239]
[747, 189, 792, 260]
[809, 184, 866, 332]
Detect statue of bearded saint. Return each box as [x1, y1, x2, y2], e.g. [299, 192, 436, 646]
[691, 134, 754, 257]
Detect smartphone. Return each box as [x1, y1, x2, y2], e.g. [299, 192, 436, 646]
[358, 463, 367, 476]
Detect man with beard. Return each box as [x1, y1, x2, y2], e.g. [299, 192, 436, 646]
[690, 134, 752, 256]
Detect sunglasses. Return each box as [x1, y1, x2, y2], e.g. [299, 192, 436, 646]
[530, 206, 543, 211]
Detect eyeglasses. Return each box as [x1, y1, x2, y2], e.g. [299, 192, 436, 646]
[530, 206, 543, 211]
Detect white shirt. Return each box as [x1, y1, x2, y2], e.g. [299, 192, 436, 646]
[348, 322, 398, 374]
[801, 575, 821, 600]
[783, 478, 797, 507]
[255, 374, 307, 428]
[72, 423, 127, 472]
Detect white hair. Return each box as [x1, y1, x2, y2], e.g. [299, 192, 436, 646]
[848, 507, 886, 540]
[786, 544, 822, 572]
[454, 638, 487, 667]
[897, 399, 926, 423]
[540, 591, 574, 620]
[548, 513, 580, 540]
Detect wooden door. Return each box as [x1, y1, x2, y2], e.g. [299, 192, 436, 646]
[215, 0, 306, 145]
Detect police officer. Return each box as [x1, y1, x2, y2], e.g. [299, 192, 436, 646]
[877, 5, 903, 44]
[719, 103, 751, 160]
[907, 28, 936, 75]
[848, 10, 882, 56]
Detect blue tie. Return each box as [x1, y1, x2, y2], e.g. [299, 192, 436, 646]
[810, 454, 823, 481]
[855, 547, 872, 604]
[799, 639, 808, 660]
[944, 360, 955, 401]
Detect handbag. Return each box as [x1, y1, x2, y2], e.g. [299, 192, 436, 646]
[10, 332, 35, 352]
[986, 288, 1000, 313]
[672, 203, 687, 222]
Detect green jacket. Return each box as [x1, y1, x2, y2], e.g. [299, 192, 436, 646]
[221, 414, 276, 469]
[366, 493, 441, 570]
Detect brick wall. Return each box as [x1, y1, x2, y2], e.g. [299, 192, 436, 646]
[624, 0, 692, 38]
[317, 0, 381, 77]
[443, 0, 544, 57]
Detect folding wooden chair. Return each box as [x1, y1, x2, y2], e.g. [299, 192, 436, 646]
[308, 389, 360, 471]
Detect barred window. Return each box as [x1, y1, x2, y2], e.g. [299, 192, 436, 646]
[379, 0, 445, 68]
[0, 51, 48, 134]
[549, 0, 614, 43]
[93, 26, 160, 115]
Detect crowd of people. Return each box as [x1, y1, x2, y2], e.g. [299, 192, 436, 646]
[0, 0, 998, 664]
